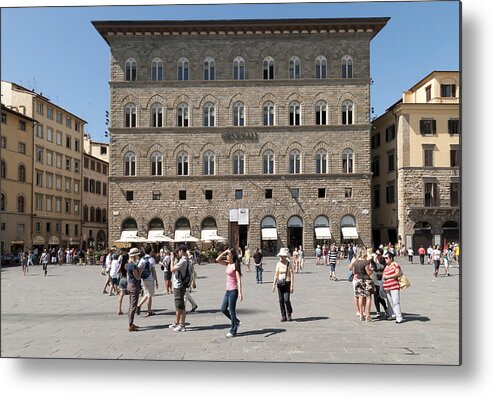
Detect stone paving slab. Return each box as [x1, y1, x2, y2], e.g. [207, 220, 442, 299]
[1, 256, 460, 364]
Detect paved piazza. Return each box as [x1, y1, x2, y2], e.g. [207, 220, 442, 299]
[1, 256, 459, 364]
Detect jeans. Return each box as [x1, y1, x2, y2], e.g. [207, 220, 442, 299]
[386, 289, 402, 321]
[221, 289, 240, 336]
[42, 261, 48, 275]
[127, 282, 141, 326]
[419, 254, 425, 265]
[277, 282, 293, 319]
[255, 265, 263, 283]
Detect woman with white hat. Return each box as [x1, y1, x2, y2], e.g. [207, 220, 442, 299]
[126, 247, 142, 332]
[272, 247, 294, 322]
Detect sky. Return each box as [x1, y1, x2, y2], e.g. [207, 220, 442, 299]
[1, 0, 460, 142]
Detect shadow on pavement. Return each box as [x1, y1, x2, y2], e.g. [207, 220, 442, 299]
[238, 328, 286, 337]
[401, 313, 431, 322]
[184, 323, 231, 332]
[293, 316, 329, 323]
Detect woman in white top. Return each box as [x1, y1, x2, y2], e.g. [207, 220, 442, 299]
[272, 248, 295, 322]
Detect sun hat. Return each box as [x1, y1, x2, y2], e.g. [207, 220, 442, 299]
[128, 247, 140, 257]
[277, 247, 290, 257]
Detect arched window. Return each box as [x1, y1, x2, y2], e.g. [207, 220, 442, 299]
[289, 56, 301, 79]
[151, 58, 163, 81]
[233, 102, 245, 126]
[90, 206, 95, 222]
[341, 215, 356, 227]
[151, 152, 163, 176]
[177, 104, 189, 127]
[102, 209, 107, 223]
[203, 57, 215, 80]
[1, 160, 6, 179]
[122, 218, 138, 230]
[342, 55, 353, 79]
[289, 150, 301, 174]
[315, 101, 328, 125]
[342, 101, 353, 125]
[124, 152, 136, 176]
[177, 152, 189, 176]
[289, 102, 301, 126]
[203, 151, 215, 176]
[96, 207, 102, 223]
[1, 192, 5, 211]
[125, 58, 137, 81]
[124, 103, 137, 128]
[263, 57, 274, 80]
[263, 150, 275, 175]
[18, 164, 26, 182]
[17, 195, 25, 213]
[233, 56, 245, 80]
[342, 149, 354, 173]
[150, 103, 163, 127]
[203, 103, 215, 127]
[263, 102, 275, 126]
[316, 56, 327, 78]
[83, 205, 89, 221]
[178, 58, 189, 81]
[233, 151, 245, 175]
[316, 149, 327, 174]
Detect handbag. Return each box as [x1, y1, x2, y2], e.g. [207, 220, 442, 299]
[348, 270, 354, 282]
[397, 268, 411, 289]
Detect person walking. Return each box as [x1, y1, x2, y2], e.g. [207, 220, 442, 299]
[253, 247, 263, 284]
[432, 245, 442, 277]
[292, 248, 299, 273]
[298, 245, 304, 273]
[427, 245, 433, 265]
[162, 249, 172, 294]
[102, 247, 115, 294]
[216, 248, 243, 338]
[418, 245, 426, 265]
[185, 260, 198, 313]
[382, 251, 403, 323]
[21, 251, 28, 276]
[57, 248, 64, 266]
[322, 243, 328, 266]
[117, 249, 128, 315]
[244, 246, 251, 272]
[443, 247, 452, 276]
[27, 250, 34, 268]
[136, 246, 158, 317]
[272, 247, 294, 322]
[315, 245, 322, 266]
[407, 247, 414, 263]
[108, 253, 120, 296]
[328, 244, 338, 281]
[169, 245, 191, 333]
[40, 249, 50, 277]
[126, 248, 142, 331]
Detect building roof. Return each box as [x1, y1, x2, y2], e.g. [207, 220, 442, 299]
[407, 70, 459, 93]
[1, 103, 37, 123]
[93, 17, 390, 44]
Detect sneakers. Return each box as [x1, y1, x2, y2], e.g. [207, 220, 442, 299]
[226, 332, 235, 338]
[173, 324, 186, 332]
[280, 317, 287, 322]
[287, 315, 292, 322]
[395, 319, 403, 324]
[168, 322, 178, 329]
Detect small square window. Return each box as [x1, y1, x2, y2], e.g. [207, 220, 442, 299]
[179, 190, 187, 200]
[345, 188, 353, 198]
[152, 191, 161, 200]
[126, 191, 134, 201]
[1, 223, 5, 231]
[318, 188, 326, 198]
[205, 190, 213, 200]
[235, 189, 243, 200]
[265, 189, 273, 199]
[291, 188, 300, 199]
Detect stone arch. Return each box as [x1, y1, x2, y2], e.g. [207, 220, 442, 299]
[285, 92, 305, 108]
[145, 143, 165, 158]
[172, 94, 193, 109]
[172, 143, 193, 159]
[200, 48, 219, 59]
[120, 143, 142, 157]
[336, 92, 357, 107]
[228, 143, 249, 158]
[312, 92, 331, 105]
[198, 94, 220, 109]
[173, 47, 192, 60]
[145, 94, 166, 110]
[199, 142, 217, 157]
[258, 141, 278, 157]
[313, 141, 331, 153]
[120, 94, 141, 107]
[283, 141, 304, 157]
[228, 93, 249, 109]
[258, 92, 278, 107]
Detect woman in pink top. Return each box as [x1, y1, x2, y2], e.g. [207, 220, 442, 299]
[382, 251, 403, 323]
[216, 248, 243, 338]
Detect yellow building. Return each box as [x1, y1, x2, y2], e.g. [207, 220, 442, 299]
[0, 105, 36, 256]
[2, 81, 87, 251]
[371, 71, 460, 250]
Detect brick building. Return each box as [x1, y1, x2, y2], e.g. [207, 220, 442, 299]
[93, 17, 388, 255]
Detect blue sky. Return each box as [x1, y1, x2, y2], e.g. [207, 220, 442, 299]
[1, 1, 459, 142]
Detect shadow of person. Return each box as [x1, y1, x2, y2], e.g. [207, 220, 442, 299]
[400, 313, 431, 322]
[293, 316, 329, 323]
[237, 328, 286, 338]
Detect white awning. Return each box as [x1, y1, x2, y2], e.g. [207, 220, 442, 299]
[147, 230, 173, 242]
[315, 227, 332, 239]
[341, 227, 359, 239]
[174, 230, 199, 243]
[261, 228, 278, 241]
[116, 230, 147, 243]
[201, 229, 227, 242]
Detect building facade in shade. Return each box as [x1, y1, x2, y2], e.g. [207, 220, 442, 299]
[82, 135, 109, 251]
[371, 71, 460, 250]
[93, 18, 389, 255]
[0, 105, 35, 255]
[1, 81, 86, 251]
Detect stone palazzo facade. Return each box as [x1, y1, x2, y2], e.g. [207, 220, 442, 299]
[93, 18, 388, 255]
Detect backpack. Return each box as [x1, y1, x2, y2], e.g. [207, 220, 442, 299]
[140, 256, 151, 279]
[178, 257, 193, 288]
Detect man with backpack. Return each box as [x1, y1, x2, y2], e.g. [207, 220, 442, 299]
[136, 246, 158, 316]
[169, 244, 192, 333]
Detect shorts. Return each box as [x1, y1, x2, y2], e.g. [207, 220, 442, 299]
[354, 279, 375, 297]
[119, 277, 128, 290]
[444, 260, 450, 269]
[434, 260, 441, 270]
[111, 278, 118, 286]
[173, 286, 187, 310]
[142, 279, 156, 297]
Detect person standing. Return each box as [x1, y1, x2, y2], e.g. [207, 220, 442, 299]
[432, 245, 442, 277]
[162, 249, 172, 294]
[185, 260, 198, 313]
[322, 243, 328, 266]
[272, 247, 294, 322]
[21, 251, 28, 276]
[352, 249, 374, 321]
[443, 247, 452, 277]
[298, 245, 304, 273]
[407, 247, 414, 263]
[136, 246, 158, 317]
[418, 245, 426, 265]
[253, 247, 263, 284]
[40, 249, 50, 277]
[126, 248, 142, 332]
[109, 253, 120, 296]
[27, 250, 34, 268]
[292, 248, 299, 273]
[216, 248, 243, 338]
[427, 245, 433, 265]
[169, 245, 191, 333]
[454, 244, 460, 268]
[315, 245, 322, 266]
[57, 248, 64, 266]
[370, 250, 388, 319]
[102, 247, 115, 294]
[382, 251, 403, 323]
[347, 244, 355, 264]
[328, 244, 338, 281]
[117, 249, 128, 315]
[244, 246, 251, 272]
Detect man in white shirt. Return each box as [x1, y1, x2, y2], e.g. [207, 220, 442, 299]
[136, 246, 158, 316]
